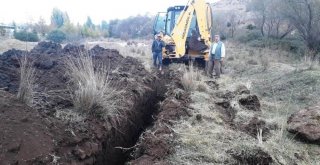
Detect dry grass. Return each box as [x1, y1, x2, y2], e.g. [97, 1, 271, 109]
[17, 55, 35, 105]
[168, 42, 320, 164]
[181, 63, 202, 92]
[65, 53, 120, 117]
[0, 38, 37, 54]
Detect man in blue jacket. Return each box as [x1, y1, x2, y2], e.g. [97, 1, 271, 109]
[152, 34, 165, 71]
[208, 35, 225, 78]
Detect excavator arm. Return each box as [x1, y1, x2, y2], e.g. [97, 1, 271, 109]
[171, 0, 213, 58]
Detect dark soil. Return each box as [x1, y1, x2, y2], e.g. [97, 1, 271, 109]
[239, 95, 261, 111]
[0, 90, 54, 164]
[0, 41, 168, 165]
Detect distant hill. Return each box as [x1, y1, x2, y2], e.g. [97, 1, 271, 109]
[209, 0, 257, 38]
[211, 0, 254, 25]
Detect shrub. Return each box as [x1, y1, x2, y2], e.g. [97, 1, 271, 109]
[237, 30, 262, 43]
[14, 30, 39, 42]
[66, 53, 120, 117]
[17, 55, 36, 105]
[81, 26, 100, 38]
[248, 39, 266, 48]
[47, 30, 66, 43]
[246, 24, 256, 30]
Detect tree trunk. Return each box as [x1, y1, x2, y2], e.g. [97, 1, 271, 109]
[261, 15, 265, 37]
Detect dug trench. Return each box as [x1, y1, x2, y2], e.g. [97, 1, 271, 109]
[0, 41, 188, 165]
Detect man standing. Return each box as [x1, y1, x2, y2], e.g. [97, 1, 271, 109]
[208, 35, 225, 78]
[151, 34, 165, 71]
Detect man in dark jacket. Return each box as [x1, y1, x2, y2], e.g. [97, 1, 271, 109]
[151, 34, 165, 71]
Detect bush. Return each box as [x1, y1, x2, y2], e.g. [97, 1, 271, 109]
[246, 24, 256, 30]
[14, 30, 39, 42]
[237, 30, 262, 43]
[47, 30, 66, 43]
[81, 26, 100, 38]
[248, 38, 306, 55]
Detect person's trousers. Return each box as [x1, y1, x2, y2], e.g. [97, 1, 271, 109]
[153, 52, 162, 69]
[208, 60, 223, 78]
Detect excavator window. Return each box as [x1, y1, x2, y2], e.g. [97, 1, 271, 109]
[166, 10, 182, 35]
[153, 6, 197, 37]
[188, 13, 197, 37]
[153, 12, 166, 35]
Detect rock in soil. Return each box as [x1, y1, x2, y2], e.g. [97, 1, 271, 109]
[287, 105, 320, 144]
[235, 84, 250, 95]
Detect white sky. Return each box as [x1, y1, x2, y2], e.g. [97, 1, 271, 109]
[0, 0, 220, 25]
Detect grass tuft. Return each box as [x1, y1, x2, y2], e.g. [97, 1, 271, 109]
[181, 63, 202, 92]
[17, 55, 35, 105]
[65, 53, 120, 117]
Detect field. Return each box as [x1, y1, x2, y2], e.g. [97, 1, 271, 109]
[0, 38, 319, 165]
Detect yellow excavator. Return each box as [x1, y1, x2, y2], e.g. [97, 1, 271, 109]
[153, 0, 213, 65]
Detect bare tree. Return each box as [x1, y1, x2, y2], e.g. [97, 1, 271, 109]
[282, 0, 320, 59]
[248, 0, 268, 36]
[212, 12, 228, 38]
[249, 0, 294, 39]
[264, 1, 294, 39]
[34, 17, 50, 37]
[228, 13, 239, 38]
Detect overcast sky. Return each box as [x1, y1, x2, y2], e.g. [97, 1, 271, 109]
[0, 0, 220, 25]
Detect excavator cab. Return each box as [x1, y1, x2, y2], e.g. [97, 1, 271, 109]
[154, 6, 196, 37]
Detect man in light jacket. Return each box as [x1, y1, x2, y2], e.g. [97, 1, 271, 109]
[209, 35, 225, 78]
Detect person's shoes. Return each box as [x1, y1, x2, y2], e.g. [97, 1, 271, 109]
[214, 75, 220, 79]
[159, 67, 162, 71]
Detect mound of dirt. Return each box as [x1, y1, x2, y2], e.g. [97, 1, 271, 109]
[287, 105, 320, 144]
[0, 41, 164, 165]
[30, 41, 62, 54]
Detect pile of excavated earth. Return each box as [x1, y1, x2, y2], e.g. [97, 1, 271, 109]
[0, 41, 176, 164]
